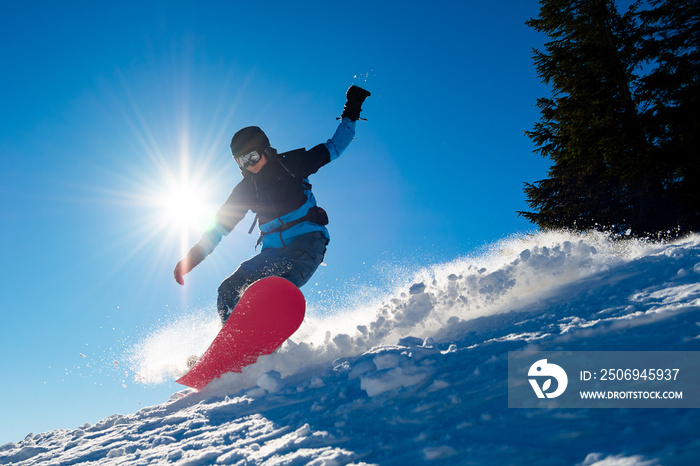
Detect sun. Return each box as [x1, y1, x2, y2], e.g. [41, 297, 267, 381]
[155, 179, 217, 234]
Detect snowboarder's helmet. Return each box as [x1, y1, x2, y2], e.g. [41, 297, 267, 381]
[230, 126, 270, 158]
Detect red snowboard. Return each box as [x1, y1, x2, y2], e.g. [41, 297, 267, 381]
[176, 276, 306, 390]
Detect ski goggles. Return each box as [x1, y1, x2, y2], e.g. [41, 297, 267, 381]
[234, 148, 264, 169]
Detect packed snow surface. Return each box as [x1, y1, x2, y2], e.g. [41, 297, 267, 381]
[2, 231, 699, 465]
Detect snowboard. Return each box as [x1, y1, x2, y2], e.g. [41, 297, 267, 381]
[176, 276, 306, 390]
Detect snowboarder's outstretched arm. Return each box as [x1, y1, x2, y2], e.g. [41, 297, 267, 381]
[283, 85, 371, 177]
[325, 85, 372, 161]
[174, 183, 251, 285]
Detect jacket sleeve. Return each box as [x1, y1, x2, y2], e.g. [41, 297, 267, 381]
[284, 117, 357, 177]
[324, 117, 356, 161]
[195, 180, 251, 256]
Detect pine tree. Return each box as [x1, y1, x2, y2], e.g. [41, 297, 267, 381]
[520, 0, 699, 237]
[637, 0, 700, 232]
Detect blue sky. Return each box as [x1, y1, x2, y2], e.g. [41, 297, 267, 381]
[0, 0, 551, 443]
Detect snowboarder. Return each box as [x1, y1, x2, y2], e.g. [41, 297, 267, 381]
[173, 85, 371, 323]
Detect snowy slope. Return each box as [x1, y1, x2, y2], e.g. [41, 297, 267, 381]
[2, 231, 699, 465]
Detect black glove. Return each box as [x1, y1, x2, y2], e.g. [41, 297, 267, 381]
[174, 245, 205, 285]
[341, 85, 371, 121]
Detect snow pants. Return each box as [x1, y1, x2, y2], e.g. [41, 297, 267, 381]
[217, 231, 328, 323]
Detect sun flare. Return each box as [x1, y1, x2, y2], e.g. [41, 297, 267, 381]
[156, 181, 217, 233]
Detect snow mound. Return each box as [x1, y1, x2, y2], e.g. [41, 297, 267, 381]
[3, 231, 699, 465]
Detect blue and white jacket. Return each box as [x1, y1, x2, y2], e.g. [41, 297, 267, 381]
[195, 118, 356, 255]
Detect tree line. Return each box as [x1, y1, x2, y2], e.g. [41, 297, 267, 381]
[520, 0, 699, 239]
